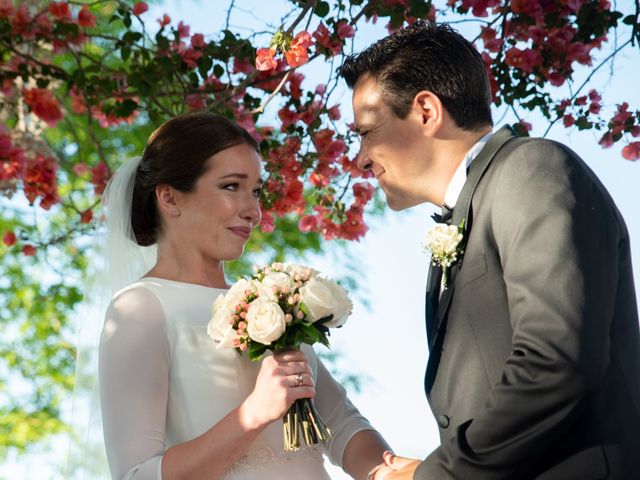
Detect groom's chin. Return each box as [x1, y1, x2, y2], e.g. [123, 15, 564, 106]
[385, 194, 419, 212]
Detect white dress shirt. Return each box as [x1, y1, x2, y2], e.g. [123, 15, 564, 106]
[442, 131, 493, 210]
[438, 131, 493, 295]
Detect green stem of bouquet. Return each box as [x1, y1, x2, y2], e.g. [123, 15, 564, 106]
[278, 346, 332, 451]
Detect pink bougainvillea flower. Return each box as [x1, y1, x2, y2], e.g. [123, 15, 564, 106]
[0, 0, 15, 18]
[180, 47, 202, 68]
[298, 215, 319, 233]
[3, 231, 16, 247]
[621, 142, 640, 161]
[291, 31, 313, 49]
[278, 107, 299, 128]
[77, 4, 96, 28]
[327, 105, 341, 120]
[336, 22, 355, 39]
[256, 48, 277, 71]
[48, 2, 71, 21]
[157, 14, 171, 27]
[563, 114, 575, 127]
[284, 44, 309, 67]
[177, 21, 190, 39]
[90, 161, 110, 195]
[80, 209, 93, 224]
[260, 209, 275, 233]
[191, 33, 206, 49]
[23, 88, 63, 126]
[517, 120, 532, 132]
[132, 2, 149, 16]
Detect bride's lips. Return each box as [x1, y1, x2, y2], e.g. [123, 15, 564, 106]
[228, 226, 251, 240]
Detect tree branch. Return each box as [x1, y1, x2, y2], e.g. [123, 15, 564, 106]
[248, 70, 291, 114]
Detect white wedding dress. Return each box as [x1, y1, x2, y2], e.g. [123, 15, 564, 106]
[99, 277, 373, 480]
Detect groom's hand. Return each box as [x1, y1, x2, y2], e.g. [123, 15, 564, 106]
[374, 452, 421, 479]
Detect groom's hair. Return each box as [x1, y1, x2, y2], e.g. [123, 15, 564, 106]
[340, 21, 493, 131]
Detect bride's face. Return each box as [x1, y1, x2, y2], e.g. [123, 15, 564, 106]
[173, 142, 263, 262]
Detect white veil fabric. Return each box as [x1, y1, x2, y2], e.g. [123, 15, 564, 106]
[65, 156, 157, 479]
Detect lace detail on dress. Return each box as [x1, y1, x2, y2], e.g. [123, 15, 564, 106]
[222, 444, 328, 479]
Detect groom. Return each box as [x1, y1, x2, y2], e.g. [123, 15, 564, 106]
[341, 22, 640, 479]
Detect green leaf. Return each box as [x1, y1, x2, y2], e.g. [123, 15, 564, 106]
[622, 14, 638, 26]
[314, 1, 330, 17]
[248, 341, 269, 361]
[213, 64, 225, 78]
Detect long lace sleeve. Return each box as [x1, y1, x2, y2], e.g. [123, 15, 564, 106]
[99, 284, 170, 480]
[312, 354, 375, 468]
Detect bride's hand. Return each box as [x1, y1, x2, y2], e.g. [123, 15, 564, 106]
[240, 350, 315, 429]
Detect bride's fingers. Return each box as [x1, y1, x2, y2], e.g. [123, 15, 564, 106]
[275, 362, 312, 377]
[274, 350, 307, 363]
[289, 383, 315, 400]
[384, 453, 417, 470]
[287, 372, 315, 388]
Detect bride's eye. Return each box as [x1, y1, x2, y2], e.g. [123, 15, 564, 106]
[222, 183, 239, 191]
[252, 187, 262, 198]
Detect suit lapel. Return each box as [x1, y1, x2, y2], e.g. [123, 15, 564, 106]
[425, 126, 517, 394]
[425, 262, 442, 347]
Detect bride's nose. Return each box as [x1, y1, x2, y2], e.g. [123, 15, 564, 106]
[240, 196, 261, 225]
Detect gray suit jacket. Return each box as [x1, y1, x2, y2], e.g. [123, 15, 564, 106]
[415, 127, 640, 480]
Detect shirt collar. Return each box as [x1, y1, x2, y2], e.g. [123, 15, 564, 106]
[443, 131, 493, 209]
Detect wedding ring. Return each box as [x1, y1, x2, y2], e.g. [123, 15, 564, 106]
[296, 373, 304, 387]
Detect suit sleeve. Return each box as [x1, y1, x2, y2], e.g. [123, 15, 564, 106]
[415, 140, 623, 479]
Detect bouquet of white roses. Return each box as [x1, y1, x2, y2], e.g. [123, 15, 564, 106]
[207, 262, 353, 451]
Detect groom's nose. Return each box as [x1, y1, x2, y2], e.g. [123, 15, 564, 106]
[356, 151, 373, 172]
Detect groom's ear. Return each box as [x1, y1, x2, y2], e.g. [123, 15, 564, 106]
[413, 90, 443, 137]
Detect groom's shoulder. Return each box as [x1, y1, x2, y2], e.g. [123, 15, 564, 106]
[490, 133, 614, 208]
[497, 134, 583, 170]
[493, 134, 595, 185]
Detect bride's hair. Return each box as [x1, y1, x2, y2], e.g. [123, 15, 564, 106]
[131, 112, 259, 246]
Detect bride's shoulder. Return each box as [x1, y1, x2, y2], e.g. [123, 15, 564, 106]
[107, 281, 165, 323]
[101, 282, 171, 351]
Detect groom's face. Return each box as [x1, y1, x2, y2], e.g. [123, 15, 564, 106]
[352, 74, 431, 210]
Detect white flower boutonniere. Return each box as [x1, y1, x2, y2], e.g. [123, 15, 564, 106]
[423, 221, 465, 287]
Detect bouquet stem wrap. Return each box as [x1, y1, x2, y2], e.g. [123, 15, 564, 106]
[280, 347, 331, 451]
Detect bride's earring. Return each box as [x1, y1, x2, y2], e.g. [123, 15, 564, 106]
[170, 207, 180, 216]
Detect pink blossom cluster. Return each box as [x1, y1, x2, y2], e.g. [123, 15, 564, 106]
[256, 31, 315, 72]
[0, 129, 59, 213]
[598, 102, 640, 160]
[478, 0, 612, 88]
[555, 92, 640, 161]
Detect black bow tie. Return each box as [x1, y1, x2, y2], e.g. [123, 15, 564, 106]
[431, 203, 453, 224]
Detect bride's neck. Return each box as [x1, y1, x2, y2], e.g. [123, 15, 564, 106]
[146, 239, 229, 289]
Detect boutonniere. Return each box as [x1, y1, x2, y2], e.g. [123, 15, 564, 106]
[422, 220, 465, 287]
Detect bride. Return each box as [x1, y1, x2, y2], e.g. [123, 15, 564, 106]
[98, 112, 390, 479]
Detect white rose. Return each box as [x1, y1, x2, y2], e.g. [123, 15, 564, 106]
[299, 277, 353, 328]
[208, 293, 231, 340]
[208, 293, 240, 348]
[246, 297, 286, 345]
[425, 224, 462, 256]
[279, 263, 318, 281]
[261, 272, 294, 292]
[225, 278, 255, 306]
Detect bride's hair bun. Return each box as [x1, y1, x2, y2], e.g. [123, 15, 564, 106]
[130, 112, 259, 246]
